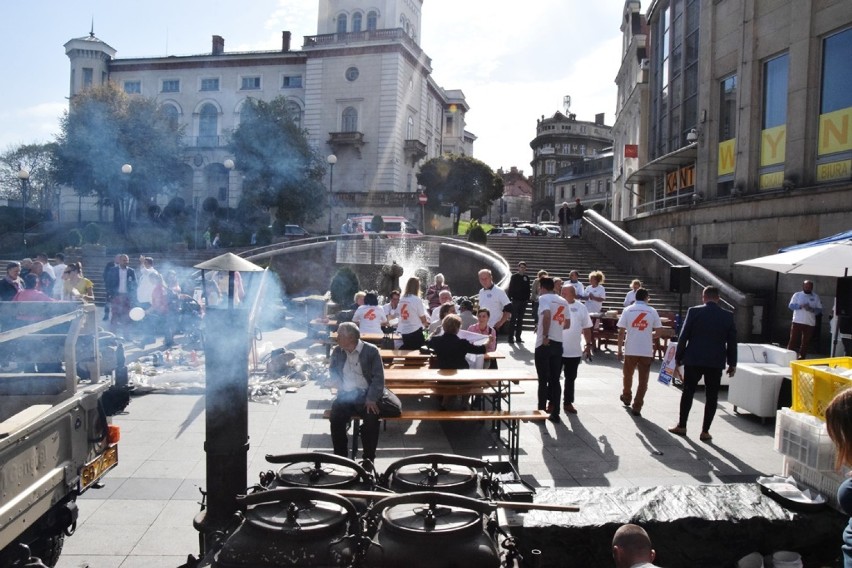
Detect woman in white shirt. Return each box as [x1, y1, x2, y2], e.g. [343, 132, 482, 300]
[397, 277, 430, 349]
[584, 270, 607, 314]
[352, 292, 388, 335]
[623, 279, 642, 307]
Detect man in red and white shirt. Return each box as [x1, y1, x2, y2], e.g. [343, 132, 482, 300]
[535, 277, 570, 423]
[616, 288, 663, 416]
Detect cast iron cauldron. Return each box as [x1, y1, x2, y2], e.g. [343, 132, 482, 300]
[209, 488, 361, 568]
[379, 453, 491, 499]
[363, 491, 502, 568]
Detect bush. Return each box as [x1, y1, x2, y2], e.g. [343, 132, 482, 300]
[329, 267, 360, 306]
[82, 223, 101, 244]
[468, 223, 487, 244]
[67, 228, 83, 247]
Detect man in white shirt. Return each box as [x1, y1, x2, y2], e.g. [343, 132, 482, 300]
[383, 289, 401, 321]
[477, 269, 512, 337]
[787, 279, 823, 359]
[136, 256, 159, 309]
[612, 524, 661, 568]
[561, 285, 593, 414]
[430, 290, 456, 322]
[535, 277, 570, 423]
[51, 253, 67, 299]
[36, 253, 55, 280]
[616, 288, 663, 416]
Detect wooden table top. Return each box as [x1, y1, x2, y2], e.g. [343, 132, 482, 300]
[383, 368, 536, 383]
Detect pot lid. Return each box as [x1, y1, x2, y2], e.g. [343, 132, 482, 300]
[383, 502, 481, 534]
[392, 463, 477, 492]
[246, 500, 348, 534]
[276, 462, 360, 489]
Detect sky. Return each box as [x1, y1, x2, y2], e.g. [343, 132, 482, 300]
[0, 0, 623, 173]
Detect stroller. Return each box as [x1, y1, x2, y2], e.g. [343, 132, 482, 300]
[177, 296, 204, 347]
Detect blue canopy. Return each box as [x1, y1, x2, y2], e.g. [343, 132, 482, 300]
[780, 230, 852, 252]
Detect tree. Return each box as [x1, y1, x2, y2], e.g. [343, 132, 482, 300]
[0, 143, 58, 213]
[230, 97, 327, 225]
[53, 83, 185, 233]
[416, 154, 504, 234]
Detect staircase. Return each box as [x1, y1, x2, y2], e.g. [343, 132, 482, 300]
[485, 236, 687, 329]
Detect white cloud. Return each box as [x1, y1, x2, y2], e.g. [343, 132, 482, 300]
[0, 102, 66, 149]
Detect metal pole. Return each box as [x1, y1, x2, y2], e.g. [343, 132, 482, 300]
[21, 178, 27, 253]
[327, 162, 335, 234]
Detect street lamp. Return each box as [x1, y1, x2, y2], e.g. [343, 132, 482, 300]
[223, 159, 235, 219]
[120, 164, 132, 234]
[326, 154, 337, 234]
[17, 168, 30, 252]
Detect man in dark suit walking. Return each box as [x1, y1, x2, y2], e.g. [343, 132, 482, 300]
[668, 286, 737, 442]
[104, 254, 138, 339]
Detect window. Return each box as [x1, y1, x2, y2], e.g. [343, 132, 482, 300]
[759, 53, 789, 190]
[342, 107, 358, 132]
[406, 116, 414, 139]
[162, 79, 180, 93]
[571, 185, 576, 198]
[286, 101, 302, 129]
[161, 104, 180, 131]
[545, 181, 554, 197]
[241, 76, 261, 90]
[445, 116, 454, 135]
[124, 81, 141, 94]
[560, 188, 565, 199]
[584, 183, 590, 196]
[337, 14, 347, 33]
[816, 28, 852, 184]
[345, 67, 359, 81]
[83, 68, 93, 88]
[717, 74, 738, 193]
[352, 12, 362, 32]
[367, 11, 378, 31]
[545, 160, 555, 175]
[201, 78, 219, 92]
[702, 244, 729, 260]
[198, 103, 218, 147]
[282, 75, 302, 88]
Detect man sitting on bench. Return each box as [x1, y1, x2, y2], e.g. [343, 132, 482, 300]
[328, 322, 384, 470]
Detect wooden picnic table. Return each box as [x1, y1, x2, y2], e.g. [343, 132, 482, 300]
[379, 348, 505, 363]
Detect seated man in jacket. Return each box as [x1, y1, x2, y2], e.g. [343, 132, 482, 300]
[328, 322, 384, 468]
[427, 314, 487, 369]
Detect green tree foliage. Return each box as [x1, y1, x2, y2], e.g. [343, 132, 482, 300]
[230, 97, 327, 225]
[467, 220, 487, 244]
[53, 83, 185, 232]
[0, 143, 58, 212]
[416, 154, 504, 234]
[329, 267, 360, 306]
[82, 222, 101, 244]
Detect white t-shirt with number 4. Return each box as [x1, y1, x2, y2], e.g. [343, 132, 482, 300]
[396, 295, 427, 335]
[536, 293, 570, 348]
[353, 305, 387, 335]
[616, 301, 663, 357]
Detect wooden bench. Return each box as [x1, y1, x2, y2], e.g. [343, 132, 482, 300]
[321, 408, 547, 467]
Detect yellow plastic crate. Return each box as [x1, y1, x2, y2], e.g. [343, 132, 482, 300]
[791, 357, 852, 420]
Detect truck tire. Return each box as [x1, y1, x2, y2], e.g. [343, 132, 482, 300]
[27, 535, 64, 567]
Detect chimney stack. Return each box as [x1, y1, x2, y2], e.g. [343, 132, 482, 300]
[595, 112, 605, 125]
[282, 31, 291, 52]
[212, 35, 225, 55]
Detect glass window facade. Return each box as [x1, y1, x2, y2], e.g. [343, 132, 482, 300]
[816, 27, 852, 183]
[759, 54, 788, 190]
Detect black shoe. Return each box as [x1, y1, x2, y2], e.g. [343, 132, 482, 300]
[360, 459, 376, 474]
[508, 340, 515, 345]
[515, 337, 524, 343]
[548, 413, 561, 423]
[631, 408, 641, 417]
[619, 394, 631, 407]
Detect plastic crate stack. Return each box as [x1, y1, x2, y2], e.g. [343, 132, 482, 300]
[776, 357, 852, 510]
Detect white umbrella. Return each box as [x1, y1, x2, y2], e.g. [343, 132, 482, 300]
[736, 240, 852, 278]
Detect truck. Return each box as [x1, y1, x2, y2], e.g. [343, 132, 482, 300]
[0, 302, 125, 567]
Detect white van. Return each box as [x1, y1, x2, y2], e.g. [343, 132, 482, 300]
[349, 215, 421, 237]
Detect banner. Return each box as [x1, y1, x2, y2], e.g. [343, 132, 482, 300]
[658, 340, 681, 386]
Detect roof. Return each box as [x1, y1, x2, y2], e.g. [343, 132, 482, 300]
[625, 142, 697, 185]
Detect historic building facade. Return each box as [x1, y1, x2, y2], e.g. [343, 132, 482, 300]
[554, 154, 614, 218]
[485, 166, 533, 225]
[612, 0, 852, 340]
[528, 111, 612, 222]
[64, 0, 471, 231]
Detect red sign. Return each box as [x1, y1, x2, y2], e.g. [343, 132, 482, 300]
[418, 193, 428, 205]
[624, 144, 638, 158]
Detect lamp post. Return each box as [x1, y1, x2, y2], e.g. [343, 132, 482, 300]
[120, 164, 132, 235]
[326, 154, 337, 234]
[223, 159, 234, 220]
[17, 168, 30, 252]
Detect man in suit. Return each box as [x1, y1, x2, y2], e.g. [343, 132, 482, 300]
[507, 261, 531, 344]
[328, 322, 385, 468]
[668, 286, 737, 442]
[104, 254, 138, 338]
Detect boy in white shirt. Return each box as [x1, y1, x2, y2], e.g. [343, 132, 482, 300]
[616, 288, 663, 416]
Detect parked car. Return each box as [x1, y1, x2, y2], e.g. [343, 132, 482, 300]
[487, 227, 519, 236]
[348, 215, 421, 237]
[518, 223, 548, 236]
[281, 224, 311, 238]
[540, 222, 562, 237]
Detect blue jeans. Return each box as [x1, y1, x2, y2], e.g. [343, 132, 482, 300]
[571, 219, 582, 237]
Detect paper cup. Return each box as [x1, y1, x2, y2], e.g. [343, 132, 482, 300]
[129, 307, 146, 321]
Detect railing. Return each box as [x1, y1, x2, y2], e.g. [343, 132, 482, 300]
[581, 209, 763, 337]
[303, 28, 428, 64]
[191, 135, 229, 148]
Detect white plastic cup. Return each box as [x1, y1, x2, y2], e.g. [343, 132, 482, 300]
[737, 552, 764, 568]
[772, 551, 802, 568]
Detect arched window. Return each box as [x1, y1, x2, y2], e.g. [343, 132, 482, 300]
[406, 116, 414, 139]
[286, 101, 302, 129]
[160, 104, 180, 131]
[342, 107, 358, 132]
[337, 14, 347, 33]
[352, 12, 362, 32]
[367, 11, 378, 30]
[199, 103, 218, 147]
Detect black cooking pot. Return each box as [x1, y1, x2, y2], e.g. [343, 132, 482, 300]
[212, 487, 360, 568]
[379, 453, 490, 499]
[363, 491, 501, 568]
